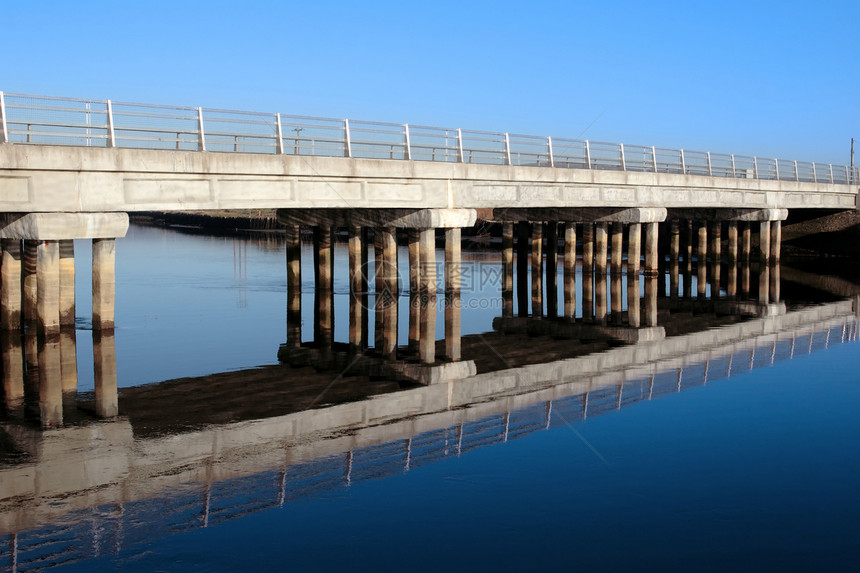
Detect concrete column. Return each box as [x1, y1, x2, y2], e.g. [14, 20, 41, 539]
[408, 229, 421, 350]
[381, 227, 398, 358]
[627, 223, 641, 276]
[316, 226, 334, 292]
[683, 256, 692, 300]
[287, 225, 302, 348]
[727, 221, 738, 264]
[361, 227, 370, 347]
[36, 241, 61, 337]
[582, 223, 594, 321]
[710, 222, 722, 264]
[1, 333, 23, 410]
[516, 222, 530, 317]
[683, 219, 693, 271]
[381, 290, 397, 360]
[373, 230, 385, 352]
[644, 277, 658, 327]
[710, 222, 721, 299]
[58, 240, 75, 327]
[695, 223, 707, 297]
[382, 227, 398, 299]
[546, 222, 558, 318]
[563, 223, 576, 319]
[348, 226, 363, 352]
[92, 238, 116, 331]
[669, 219, 680, 265]
[610, 222, 623, 276]
[93, 330, 118, 418]
[531, 223, 543, 316]
[770, 263, 780, 302]
[670, 258, 679, 300]
[38, 337, 62, 428]
[697, 223, 708, 266]
[595, 275, 607, 324]
[727, 257, 738, 298]
[758, 264, 770, 305]
[610, 272, 623, 325]
[419, 229, 436, 296]
[741, 260, 751, 296]
[644, 223, 659, 277]
[741, 222, 751, 263]
[502, 222, 514, 317]
[759, 221, 771, 265]
[1, 240, 22, 330]
[22, 241, 38, 326]
[582, 223, 594, 275]
[770, 221, 781, 264]
[419, 292, 436, 364]
[286, 225, 301, 296]
[594, 223, 608, 277]
[445, 228, 461, 362]
[627, 274, 640, 327]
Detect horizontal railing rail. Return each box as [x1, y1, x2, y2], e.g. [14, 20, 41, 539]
[0, 91, 857, 185]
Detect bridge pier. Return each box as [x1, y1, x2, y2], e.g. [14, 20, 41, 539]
[0, 214, 129, 335]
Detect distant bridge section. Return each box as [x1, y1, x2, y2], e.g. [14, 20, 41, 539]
[0, 92, 856, 213]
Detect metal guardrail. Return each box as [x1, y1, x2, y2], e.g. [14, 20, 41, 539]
[1, 91, 857, 185]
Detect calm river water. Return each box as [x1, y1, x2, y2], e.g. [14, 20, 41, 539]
[1, 223, 859, 571]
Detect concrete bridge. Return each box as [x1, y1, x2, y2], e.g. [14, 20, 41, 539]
[0, 92, 858, 343]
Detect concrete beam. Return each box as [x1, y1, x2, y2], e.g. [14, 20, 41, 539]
[0, 213, 129, 240]
[489, 207, 667, 223]
[277, 208, 476, 229]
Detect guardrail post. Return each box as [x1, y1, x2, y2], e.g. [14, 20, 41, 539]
[106, 100, 116, 148]
[197, 107, 206, 151]
[619, 143, 626, 170]
[793, 160, 799, 181]
[774, 158, 779, 181]
[504, 133, 512, 165]
[651, 146, 658, 172]
[585, 140, 592, 169]
[457, 128, 464, 163]
[0, 91, 7, 143]
[844, 165, 849, 183]
[811, 162, 817, 182]
[730, 154, 736, 177]
[706, 152, 712, 176]
[275, 113, 284, 154]
[753, 157, 759, 179]
[344, 119, 352, 158]
[829, 164, 834, 183]
[547, 136, 554, 167]
[404, 124, 412, 160]
[680, 149, 686, 174]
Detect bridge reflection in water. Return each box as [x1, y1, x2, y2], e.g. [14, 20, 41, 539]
[1, 249, 859, 569]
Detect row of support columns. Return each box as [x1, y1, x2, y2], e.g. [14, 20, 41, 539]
[285, 223, 465, 366]
[501, 221, 661, 325]
[0, 238, 116, 334]
[500, 216, 782, 324]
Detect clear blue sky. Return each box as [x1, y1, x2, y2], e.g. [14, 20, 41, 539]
[4, 0, 858, 163]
